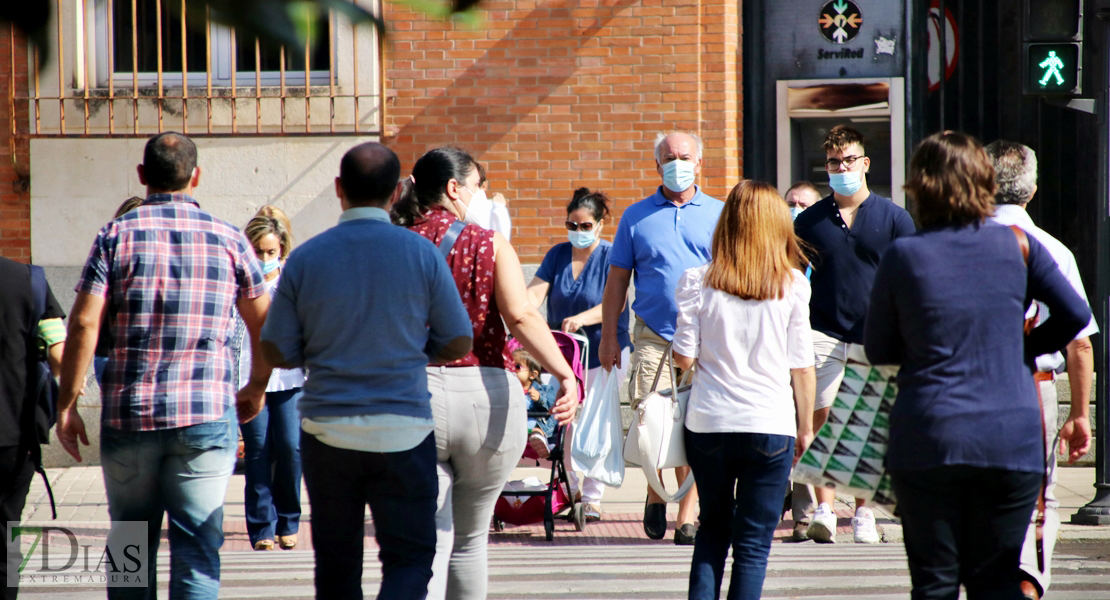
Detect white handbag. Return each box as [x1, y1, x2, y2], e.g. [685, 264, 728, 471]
[622, 342, 695, 503]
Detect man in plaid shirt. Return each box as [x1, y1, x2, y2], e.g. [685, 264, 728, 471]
[56, 132, 271, 599]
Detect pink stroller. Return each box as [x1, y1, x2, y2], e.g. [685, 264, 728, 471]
[492, 330, 588, 541]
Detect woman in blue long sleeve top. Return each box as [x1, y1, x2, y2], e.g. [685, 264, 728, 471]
[864, 132, 1090, 600]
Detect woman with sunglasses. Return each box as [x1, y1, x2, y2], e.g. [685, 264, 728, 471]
[526, 187, 633, 522]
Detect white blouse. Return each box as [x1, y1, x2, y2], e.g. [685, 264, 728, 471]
[672, 265, 814, 436]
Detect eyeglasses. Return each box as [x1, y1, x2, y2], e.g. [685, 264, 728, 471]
[824, 155, 865, 170]
[512, 362, 528, 372]
[565, 220, 597, 232]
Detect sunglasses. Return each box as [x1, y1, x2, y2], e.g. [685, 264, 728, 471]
[565, 221, 597, 232]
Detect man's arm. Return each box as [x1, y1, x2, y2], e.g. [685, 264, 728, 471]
[236, 293, 272, 424]
[56, 292, 107, 462]
[1060, 336, 1094, 463]
[599, 265, 632, 371]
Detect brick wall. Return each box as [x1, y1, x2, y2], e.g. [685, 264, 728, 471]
[0, 27, 30, 262]
[382, 0, 743, 262]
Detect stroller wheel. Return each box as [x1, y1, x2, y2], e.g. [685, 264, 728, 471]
[572, 503, 586, 532]
[544, 519, 554, 541]
[492, 517, 504, 532]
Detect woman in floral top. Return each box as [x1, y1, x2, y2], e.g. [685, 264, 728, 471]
[393, 147, 578, 600]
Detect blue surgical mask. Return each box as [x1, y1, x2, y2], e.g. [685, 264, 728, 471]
[790, 206, 804, 220]
[567, 229, 596, 249]
[260, 257, 280, 275]
[828, 171, 863, 196]
[661, 159, 696, 193]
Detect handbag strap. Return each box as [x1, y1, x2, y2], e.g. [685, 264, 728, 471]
[1011, 224, 1048, 574]
[437, 220, 467, 259]
[638, 431, 696, 503]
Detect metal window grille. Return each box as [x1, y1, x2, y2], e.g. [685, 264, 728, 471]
[8, 0, 383, 138]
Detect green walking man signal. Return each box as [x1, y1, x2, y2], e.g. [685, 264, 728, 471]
[1038, 51, 1065, 87]
[1023, 43, 1080, 95]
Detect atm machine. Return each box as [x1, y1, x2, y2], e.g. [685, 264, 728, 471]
[776, 78, 906, 208]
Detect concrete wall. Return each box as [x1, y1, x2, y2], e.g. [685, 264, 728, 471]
[30, 136, 385, 267]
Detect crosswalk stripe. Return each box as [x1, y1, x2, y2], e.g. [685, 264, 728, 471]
[16, 546, 1110, 599]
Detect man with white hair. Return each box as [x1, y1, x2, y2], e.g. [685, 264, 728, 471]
[600, 131, 724, 544]
[986, 140, 1096, 600]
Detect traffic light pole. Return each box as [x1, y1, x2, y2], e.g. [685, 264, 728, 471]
[1072, 2, 1110, 526]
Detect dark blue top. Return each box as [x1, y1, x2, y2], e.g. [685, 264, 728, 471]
[535, 240, 631, 369]
[864, 222, 1091, 473]
[794, 193, 916, 343]
[263, 209, 473, 420]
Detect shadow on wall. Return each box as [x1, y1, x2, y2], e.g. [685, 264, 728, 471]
[386, 0, 640, 161]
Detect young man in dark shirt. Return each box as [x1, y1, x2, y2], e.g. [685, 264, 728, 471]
[792, 125, 915, 543]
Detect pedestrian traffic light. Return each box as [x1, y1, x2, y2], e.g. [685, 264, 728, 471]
[1022, 0, 1083, 96]
[1025, 43, 1081, 95]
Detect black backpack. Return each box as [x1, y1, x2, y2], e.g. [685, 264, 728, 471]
[24, 264, 58, 518]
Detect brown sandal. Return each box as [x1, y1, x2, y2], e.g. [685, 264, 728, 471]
[277, 535, 297, 550]
[253, 539, 275, 551]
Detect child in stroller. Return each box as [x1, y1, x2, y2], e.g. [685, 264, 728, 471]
[512, 347, 559, 459]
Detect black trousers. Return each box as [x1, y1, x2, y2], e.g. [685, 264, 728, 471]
[891, 465, 1041, 600]
[0, 446, 35, 600]
[301, 431, 438, 600]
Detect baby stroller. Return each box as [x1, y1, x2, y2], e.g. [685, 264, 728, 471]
[492, 330, 588, 541]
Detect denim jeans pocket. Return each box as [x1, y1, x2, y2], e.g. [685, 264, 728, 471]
[751, 433, 792, 459]
[101, 431, 141, 485]
[177, 414, 235, 475]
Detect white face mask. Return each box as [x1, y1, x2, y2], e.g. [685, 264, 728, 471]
[458, 187, 493, 228]
[661, 159, 696, 193]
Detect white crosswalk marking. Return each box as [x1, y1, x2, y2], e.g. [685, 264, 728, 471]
[15, 545, 1110, 599]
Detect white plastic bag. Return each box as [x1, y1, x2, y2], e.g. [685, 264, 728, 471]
[571, 367, 625, 487]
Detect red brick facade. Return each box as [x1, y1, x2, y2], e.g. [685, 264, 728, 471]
[382, 0, 743, 261]
[0, 28, 30, 262]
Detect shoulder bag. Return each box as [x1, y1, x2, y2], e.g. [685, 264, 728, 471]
[622, 341, 695, 503]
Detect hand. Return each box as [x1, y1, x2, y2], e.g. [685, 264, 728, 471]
[561, 315, 585, 334]
[528, 388, 540, 402]
[56, 406, 89, 463]
[550, 375, 579, 425]
[236, 381, 267, 424]
[793, 428, 815, 468]
[1058, 416, 1092, 464]
[598, 334, 620, 373]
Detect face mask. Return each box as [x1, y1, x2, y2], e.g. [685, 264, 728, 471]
[567, 229, 597, 249]
[828, 171, 863, 196]
[459, 188, 493, 228]
[260, 257, 280, 275]
[661, 159, 696, 193]
[790, 206, 804, 220]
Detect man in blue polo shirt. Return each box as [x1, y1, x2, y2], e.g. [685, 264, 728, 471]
[260, 142, 473, 599]
[792, 125, 915, 544]
[600, 131, 724, 545]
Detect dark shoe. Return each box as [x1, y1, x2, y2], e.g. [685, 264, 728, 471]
[643, 499, 667, 540]
[674, 523, 697, 545]
[792, 520, 810, 542]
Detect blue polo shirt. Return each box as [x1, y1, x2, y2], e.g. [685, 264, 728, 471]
[610, 186, 724, 340]
[794, 193, 915, 344]
[262, 207, 473, 420]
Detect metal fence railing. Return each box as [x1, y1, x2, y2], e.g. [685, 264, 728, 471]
[8, 0, 383, 138]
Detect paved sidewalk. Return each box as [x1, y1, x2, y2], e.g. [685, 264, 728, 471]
[21, 461, 1110, 548]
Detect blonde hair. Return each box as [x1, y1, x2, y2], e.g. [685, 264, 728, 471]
[244, 205, 295, 260]
[704, 180, 808, 300]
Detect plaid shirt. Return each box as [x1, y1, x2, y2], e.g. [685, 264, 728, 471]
[76, 193, 266, 431]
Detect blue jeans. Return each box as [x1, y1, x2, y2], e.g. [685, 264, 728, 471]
[100, 410, 237, 600]
[239, 388, 303, 545]
[302, 430, 438, 600]
[685, 429, 795, 600]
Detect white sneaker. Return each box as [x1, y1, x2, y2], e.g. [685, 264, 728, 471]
[806, 503, 837, 543]
[852, 507, 881, 543]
